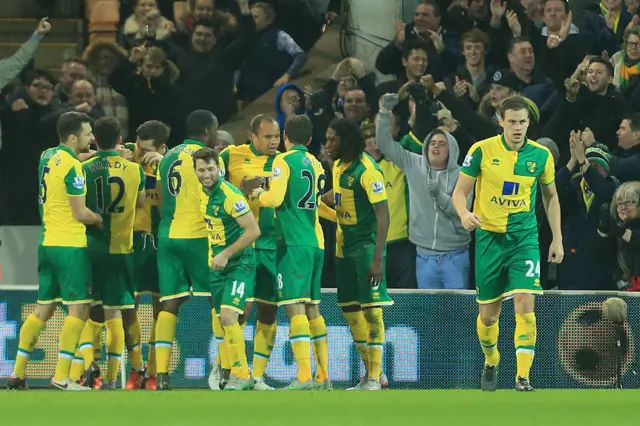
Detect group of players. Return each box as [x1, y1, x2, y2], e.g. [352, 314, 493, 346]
[7, 91, 563, 392]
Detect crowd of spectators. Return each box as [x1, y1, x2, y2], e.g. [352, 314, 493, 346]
[3, 0, 640, 293]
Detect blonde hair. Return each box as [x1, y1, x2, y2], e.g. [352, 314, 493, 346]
[251, 2, 277, 22]
[611, 182, 640, 280]
[143, 46, 166, 64]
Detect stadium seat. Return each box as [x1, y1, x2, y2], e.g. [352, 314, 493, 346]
[88, 1, 120, 44]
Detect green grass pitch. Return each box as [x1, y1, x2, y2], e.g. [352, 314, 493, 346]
[1, 390, 640, 425]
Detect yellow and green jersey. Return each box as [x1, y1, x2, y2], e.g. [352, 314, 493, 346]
[461, 135, 555, 234]
[220, 143, 277, 250]
[257, 145, 326, 249]
[83, 151, 145, 254]
[199, 178, 252, 261]
[382, 133, 423, 243]
[157, 139, 225, 240]
[38, 144, 88, 247]
[333, 152, 388, 257]
[125, 142, 161, 235]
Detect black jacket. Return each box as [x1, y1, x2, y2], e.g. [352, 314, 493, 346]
[610, 144, 640, 183]
[555, 165, 618, 290]
[617, 218, 640, 291]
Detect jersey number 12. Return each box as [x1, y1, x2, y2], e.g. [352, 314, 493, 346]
[94, 176, 125, 214]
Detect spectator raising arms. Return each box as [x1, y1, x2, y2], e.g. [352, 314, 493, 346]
[109, 46, 179, 146]
[236, 2, 307, 103]
[119, 0, 174, 51]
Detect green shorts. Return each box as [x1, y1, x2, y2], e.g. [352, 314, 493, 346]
[276, 245, 324, 306]
[335, 243, 393, 308]
[37, 245, 92, 305]
[475, 228, 543, 304]
[158, 237, 209, 302]
[89, 251, 136, 309]
[210, 255, 256, 315]
[248, 248, 277, 305]
[133, 231, 159, 296]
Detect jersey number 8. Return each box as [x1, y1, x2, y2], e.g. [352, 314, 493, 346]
[297, 170, 327, 210]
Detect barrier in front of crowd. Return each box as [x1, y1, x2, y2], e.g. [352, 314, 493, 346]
[0, 287, 638, 389]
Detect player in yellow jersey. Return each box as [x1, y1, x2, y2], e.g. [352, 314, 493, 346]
[121, 120, 170, 390]
[8, 112, 103, 391]
[155, 110, 225, 391]
[452, 96, 563, 392]
[79, 117, 146, 390]
[218, 114, 280, 391]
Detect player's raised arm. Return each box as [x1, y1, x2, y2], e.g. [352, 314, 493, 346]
[255, 156, 289, 208]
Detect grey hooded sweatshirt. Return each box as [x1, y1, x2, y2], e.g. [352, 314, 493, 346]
[376, 112, 472, 254]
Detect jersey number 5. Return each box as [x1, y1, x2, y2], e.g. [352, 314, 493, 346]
[95, 176, 125, 214]
[297, 170, 326, 210]
[38, 166, 51, 204]
[168, 160, 183, 196]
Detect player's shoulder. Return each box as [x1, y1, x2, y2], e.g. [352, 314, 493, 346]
[359, 153, 383, 175]
[471, 135, 500, 151]
[220, 179, 244, 198]
[527, 140, 552, 157]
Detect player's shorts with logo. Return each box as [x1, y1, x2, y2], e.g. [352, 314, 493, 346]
[336, 242, 393, 308]
[246, 248, 277, 304]
[209, 254, 256, 315]
[89, 250, 136, 309]
[158, 237, 209, 301]
[133, 231, 159, 295]
[37, 246, 92, 305]
[475, 228, 543, 304]
[276, 245, 324, 306]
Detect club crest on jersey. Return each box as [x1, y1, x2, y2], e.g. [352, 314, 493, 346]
[73, 176, 85, 189]
[347, 176, 355, 187]
[463, 154, 473, 168]
[213, 206, 220, 215]
[273, 167, 281, 179]
[526, 161, 537, 174]
[372, 181, 384, 194]
[233, 200, 248, 213]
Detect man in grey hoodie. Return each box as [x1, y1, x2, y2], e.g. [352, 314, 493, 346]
[377, 93, 472, 289]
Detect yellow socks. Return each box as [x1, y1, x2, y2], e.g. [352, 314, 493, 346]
[252, 321, 276, 378]
[343, 311, 369, 372]
[92, 321, 104, 362]
[477, 315, 500, 367]
[53, 316, 86, 382]
[365, 308, 384, 381]
[70, 320, 95, 381]
[223, 323, 250, 379]
[515, 313, 537, 380]
[147, 318, 157, 375]
[309, 316, 329, 382]
[12, 314, 46, 379]
[105, 318, 125, 382]
[126, 316, 143, 371]
[155, 312, 177, 374]
[289, 315, 312, 383]
[212, 310, 230, 369]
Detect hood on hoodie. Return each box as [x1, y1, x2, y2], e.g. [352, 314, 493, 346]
[422, 129, 461, 172]
[275, 82, 306, 130]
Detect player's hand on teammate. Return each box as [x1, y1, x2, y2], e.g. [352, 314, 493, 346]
[94, 213, 104, 230]
[116, 145, 134, 161]
[461, 211, 482, 231]
[211, 252, 229, 271]
[368, 258, 384, 287]
[141, 151, 163, 165]
[548, 239, 564, 264]
[241, 176, 264, 195]
[35, 17, 51, 35]
[78, 150, 97, 162]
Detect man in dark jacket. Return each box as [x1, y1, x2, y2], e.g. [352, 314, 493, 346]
[556, 138, 618, 290]
[609, 113, 640, 182]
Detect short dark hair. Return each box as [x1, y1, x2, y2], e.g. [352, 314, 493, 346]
[57, 111, 94, 142]
[498, 95, 530, 118]
[589, 56, 615, 77]
[543, 0, 569, 12]
[507, 36, 532, 54]
[284, 115, 312, 145]
[250, 114, 278, 135]
[192, 146, 220, 166]
[402, 39, 429, 60]
[328, 118, 364, 161]
[94, 117, 121, 150]
[25, 69, 56, 87]
[420, 0, 441, 17]
[137, 120, 171, 147]
[186, 110, 218, 139]
[624, 113, 640, 132]
[192, 19, 215, 32]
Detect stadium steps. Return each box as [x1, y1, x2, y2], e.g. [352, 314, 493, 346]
[0, 18, 83, 70]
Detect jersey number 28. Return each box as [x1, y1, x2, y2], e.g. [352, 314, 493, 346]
[297, 170, 326, 210]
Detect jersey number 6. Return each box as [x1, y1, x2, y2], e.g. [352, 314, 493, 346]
[168, 160, 183, 196]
